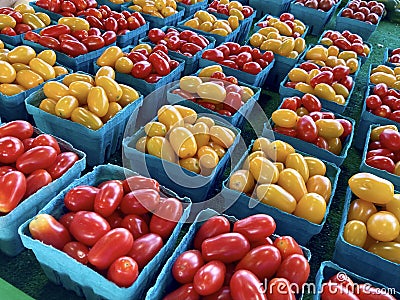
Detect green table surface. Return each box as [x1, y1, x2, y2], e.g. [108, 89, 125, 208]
[1, 7, 400, 300]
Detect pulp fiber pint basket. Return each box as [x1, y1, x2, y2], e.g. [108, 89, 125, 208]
[18, 164, 192, 300]
[123, 4, 185, 28]
[263, 110, 355, 166]
[335, 7, 382, 41]
[360, 125, 400, 190]
[317, 30, 373, 65]
[114, 23, 149, 48]
[333, 187, 400, 290]
[177, 1, 208, 19]
[123, 119, 241, 202]
[384, 48, 400, 69]
[166, 82, 261, 128]
[0, 68, 71, 123]
[198, 56, 275, 87]
[289, 0, 338, 36]
[221, 140, 340, 245]
[249, 0, 292, 19]
[354, 86, 400, 150]
[146, 208, 312, 300]
[0, 127, 86, 256]
[23, 38, 115, 73]
[0, 28, 41, 46]
[25, 73, 144, 166]
[139, 26, 216, 76]
[313, 261, 400, 299]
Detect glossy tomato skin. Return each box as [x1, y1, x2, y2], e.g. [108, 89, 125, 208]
[59, 212, 75, 229]
[0, 171, 27, 213]
[64, 185, 98, 212]
[46, 152, 79, 179]
[202, 233, 250, 263]
[194, 260, 226, 296]
[88, 228, 134, 270]
[62, 241, 89, 265]
[337, 119, 353, 138]
[276, 254, 310, 290]
[121, 214, 149, 239]
[0, 136, 24, 164]
[366, 156, 395, 173]
[128, 233, 163, 269]
[29, 214, 71, 250]
[16, 146, 57, 174]
[32, 134, 61, 154]
[230, 270, 267, 300]
[355, 284, 396, 300]
[107, 256, 139, 288]
[202, 286, 231, 300]
[302, 94, 322, 112]
[172, 250, 204, 284]
[149, 198, 183, 240]
[379, 129, 400, 151]
[24, 169, 52, 198]
[233, 214, 276, 243]
[164, 284, 200, 300]
[296, 116, 318, 143]
[119, 189, 160, 215]
[236, 245, 281, 280]
[61, 40, 88, 57]
[41, 24, 71, 38]
[321, 283, 359, 300]
[266, 277, 295, 300]
[94, 181, 124, 217]
[0, 166, 16, 177]
[193, 216, 231, 250]
[69, 211, 111, 247]
[0, 120, 33, 140]
[273, 236, 303, 259]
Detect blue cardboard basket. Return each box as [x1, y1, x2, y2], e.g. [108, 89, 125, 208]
[23, 38, 116, 74]
[113, 23, 149, 48]
[384, 48, 400, 69]
[123, 120, 241, 202]
[265, 54, 302, 91]
[263, 112, 356, 166]
[123, 4, 185, 28]
[94, 47, 185, 96]
[0, 126, 86, 257]
[314, 261, 400, 299]
[25, 73, 144, 166]
[139, 27, 216, 76]
[208, 10, 256, 44]
[146, 208, 312, 300]
[335, 7, 381, 41]
[250, 0, 292, 19]
[354, 86, 400, 150]
[333, 187, 400, 291]
[166, 81, 261, 128]
[0, 66, 71, 123]
[289, 0, 338, 36]
[29, 2, 63, 21]
[198, 56, 275, 87]
[177, 1, 208, 18]
[0, 27, 43, 46]
[18, 164, 192, 300]
[359, 125, 400, 190]
[221, 140, 340, 245]
[317, 30, 373, 65]
[177, 15, 243, 46]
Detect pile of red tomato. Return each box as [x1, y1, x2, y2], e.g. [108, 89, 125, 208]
[35, 0, 98, 17]
[365, 83, 400, 123]
[340, 0, 384, 24]
[24, 24, 116, 57]
[0, 121, 80, 214]
[207, 0, 254, 19]
[164, 214, 310, 299]
[29, 175, 183, 287]
[147, 28, 211, 57]
[272, 94, 353, 154]
[320, 30, 370, 57]
[202, 42, 274, 75]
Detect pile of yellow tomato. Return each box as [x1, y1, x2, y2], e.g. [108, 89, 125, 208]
[344, 173, 400, 264]
[370, 64, 400, 90]
[305, 45, 359, 74]
[38, 67, 140, 130]
[128, 0, 179, 18]
[183, 10, 239, 36]
[136, 104, 236, 176]
[229, 137, 332, 224]
[0, 44, 68, 96]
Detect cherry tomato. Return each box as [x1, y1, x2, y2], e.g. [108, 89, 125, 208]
[150, 198, 183, 240]
[128, 233, 164, 269]
[314, 136, 329, 150]
[202, 49, 224, 62]
[122, 175, 159, 193]
[164, 284, 200, 300]
[0, 166, 16, 177]
[337, 119, 353, 139]
[94, 181, 124, 217]
[60, 40, 88, 57]
[32, 134, 60, 154]
[0, 171, 27, 213]
[149, 52, 171, 76]
[47, 152, 79, 180]
[62, 241, 89, 265]
[296, 116, 318, 142]
[276, 254, 310, 290]
[194, 260, 226, 296]
[131, 61, 152, 79]
[29, 214, 71, 250]
[366, 156, 395, 173]
[273, 236, 303, 259]
[355, 284, 396, 300]
[193, 216, 230, 250]
[120, 189, 160, 216]
[148, 28, 165, 43]
[88, 228, 134, 270]
[202, 233, 250, 263]
[243, 62, 262, 75]
[24, 31, 41, 43]
[321, 283, 359, 300]
[81, 36, 105, 51]
[16, 146, 57, 174]
[374, 83, 388, 98]
[202, 286, 231, 300]
[59, 212, 75, 230]
[24, 169, 52, 198]
[379, 129, 400, 151]
[230, 270, 267, 300]
[63, 185, 98, 212]
[107, 256, 139, 288]
[233, 214, 276, 243]
[302, 94, 322, 112]
[274, 126, 297, 137]
[172, 250, 204, 284]
[0, 136, 24, 164]
[41, 24, 71, 38]
[366, 95, 382, 110]
[328, 273, 354, 292]
[0, 120, 33, 140]
[121, 214, 149, 239]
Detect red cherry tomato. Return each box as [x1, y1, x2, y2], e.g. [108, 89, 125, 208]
[102, 31, 117, 45]
[24, 31, 41, 43]
[0, 121, 33, 140]
[243, 62, 262, 75]
[149, 52, 171, 76]
[328, 273, 354, 292]
[81, 35, 105, 51]
[107, 256, 139, 288]
[32, 134, 60, 154]
[94, 181, 124, 218]
[296, 116, 318, 143]
[366, 156, 395, 173]
[374, 83, 388, 98]
[24, 169, 52, 198]
[46, 152, 79, 180]
[193, 216, 230, 250]
[121, 214, 149, 239]
[273, 236, 303, 259]
[337, 119, 353, 139]
[233, 214, 276, 243]
[41, 24, 71, 38]
[62, 241, 89, 265]
[276, 254, 310, 290]
[131, 61, 152, 79]
[60, 40, 88, 57]
[366, 95, 382, 110]
[379, 129, 400, 151]
[0, 136, 24, 164]
[128, 233, 164, 269]
[0, 166, 16, 177]
[148, 28, 165, 43]
[267, 277, 296, 300]
[16, 146, 57, 174]
[315, 136, 329, 150]
[302, 94, 322, 112]
[230, 270, 267, 300]
[120, 189, 160, 215]
[149, 198, 183, 240]
[194, 260, 226, 296]
[202, 233, 250, 263]
[173, 250, 205, 285]
[274, 126, 297, 137]
[321, 283, 359, 300]
[0, 171, 27, 213]
[202, 49, 224, 62]
[59, 212, 75, 229]
[63, 185, 98, 212]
